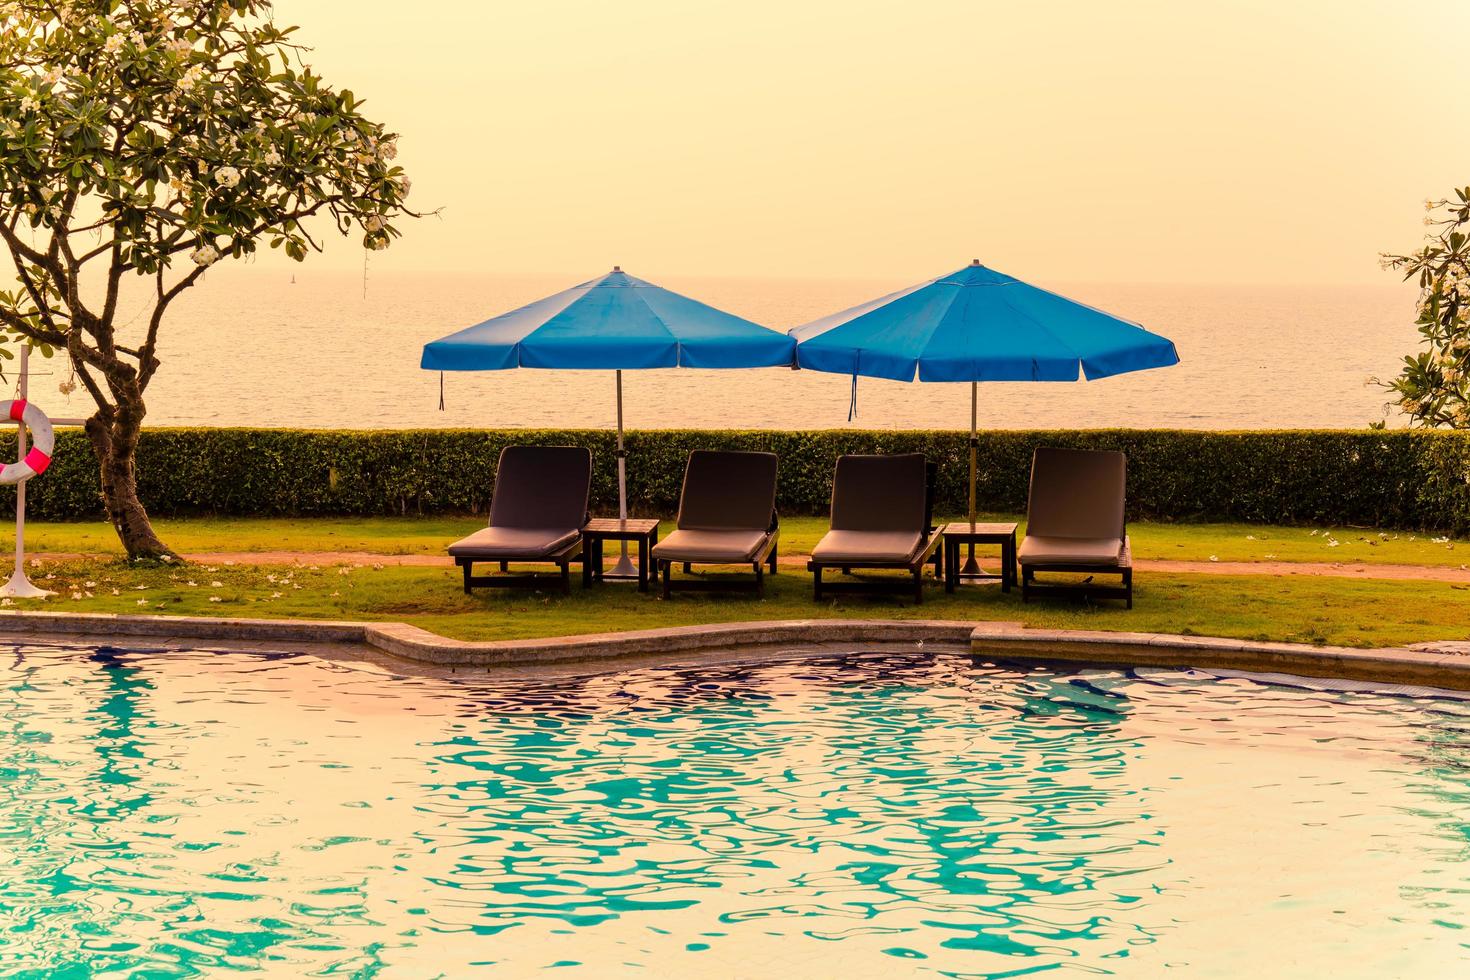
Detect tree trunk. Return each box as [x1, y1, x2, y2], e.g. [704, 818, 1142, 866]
[85, 405, 172, 561]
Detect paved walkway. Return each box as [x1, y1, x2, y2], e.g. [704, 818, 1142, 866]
[29, 551, 1470, 584]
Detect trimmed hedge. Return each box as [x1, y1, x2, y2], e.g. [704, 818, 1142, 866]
[2, 427, 1468, 532]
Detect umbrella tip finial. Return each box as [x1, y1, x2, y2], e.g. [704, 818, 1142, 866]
[970, 258, 980, 266]
[612, 265, 622, 273]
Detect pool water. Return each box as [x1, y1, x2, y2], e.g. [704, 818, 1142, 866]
[0, 644, 1467, 978]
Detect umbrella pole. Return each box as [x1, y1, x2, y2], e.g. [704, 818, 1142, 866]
[960, 380, 983, 577]
[609, 369, 639, 578]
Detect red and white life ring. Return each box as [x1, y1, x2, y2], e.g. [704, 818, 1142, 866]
[0, 399, 53, 484]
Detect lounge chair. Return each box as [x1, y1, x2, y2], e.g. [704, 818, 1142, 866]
[652, 450, 779, 598]
[447, 445, 591, 595]
[1018, 447, 1133, 608]
[808, 454, 943, 605]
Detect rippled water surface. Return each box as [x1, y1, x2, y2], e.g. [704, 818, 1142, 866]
[1, 645, 1468, 977]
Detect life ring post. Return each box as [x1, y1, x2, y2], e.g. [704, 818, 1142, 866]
[2, 347, 55, 599]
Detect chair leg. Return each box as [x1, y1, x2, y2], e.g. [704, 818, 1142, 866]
[559, 560, 571, 596]
[1021, 566, 1031, 604]
[1124, 569, 1134, 610]
[755, 560, 764, 599]
[813, 565, 823, 601]
[683, 562, 692, 575]
[461, 561, 473, 595]
[499, 561, 508, 572]
[913, 566, 923, 605]
[769, 540, 778, 574]
[661, 560, 672, 600]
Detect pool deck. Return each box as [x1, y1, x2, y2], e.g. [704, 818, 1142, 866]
[0, 609, 1466, 690]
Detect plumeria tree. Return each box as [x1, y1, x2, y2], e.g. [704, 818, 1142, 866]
[0, 0, 414, 559]
[1380, 187, 1470, 429]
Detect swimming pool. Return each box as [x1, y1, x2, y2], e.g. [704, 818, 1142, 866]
[0, 643, 1466, 977]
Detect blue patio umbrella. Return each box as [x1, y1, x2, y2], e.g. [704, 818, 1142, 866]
[791, 260, 1179, 576]
[422, 267, 795, 576]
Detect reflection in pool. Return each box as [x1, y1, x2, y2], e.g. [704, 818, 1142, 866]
[0, 644, 1467, 977]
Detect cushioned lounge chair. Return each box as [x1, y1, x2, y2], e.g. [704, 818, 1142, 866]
[1018, 447, 1132, 608]
[447, 445, 591, 595]
[808, 454, 943, 605]
[652, 450, 779, 598]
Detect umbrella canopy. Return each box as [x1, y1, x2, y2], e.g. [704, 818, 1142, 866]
[422, 268, 794, 372]
[790, 260, 1179, 580]
[790, 260, 1177, 381]
[421, 267, 793, 579]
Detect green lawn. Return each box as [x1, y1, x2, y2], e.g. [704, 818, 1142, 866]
[16, 557, 1470, 650]
[21, 514, 1469, 567]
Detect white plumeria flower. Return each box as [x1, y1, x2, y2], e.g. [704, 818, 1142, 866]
[136, 599, 148, 607]
[208, 596, 222, 603]
[263, 148, 282, 166]
[190, 244, 220, 267]
[270, 592, 283, 599]
[209, 580, 223, 588]
[213, 166, 241, 188]
[378, 140, 398, 161]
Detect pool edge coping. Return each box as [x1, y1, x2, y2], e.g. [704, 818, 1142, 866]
[0, 609, 1464, 688]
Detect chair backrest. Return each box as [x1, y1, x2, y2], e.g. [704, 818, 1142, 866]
[829, 454, 928, 533]
[489, 445, 592, 530]
[1026, 447, 1127, 540]
[675, 450, 779, 531]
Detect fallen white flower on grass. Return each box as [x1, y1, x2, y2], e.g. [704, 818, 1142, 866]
[209, 581, 223, 588]
[1, 599, 12, 607]
[329, 591, 341, 597]
[270, 592, 282, 599]
[1209, 555, 1219, 562]
[136, 599, 148, 607]
[70, 593, 81, 601]
[1432, 536, 1450, 544]
[134, 584, 148, 590]
[186, 580, 198, 587]
[84, 581, 96, 588]
[1245, 535, 1256, 541]
[1264, 553, 1277, 559]
[1326, 539, 1340, 548]
[208, 596, 222, 603]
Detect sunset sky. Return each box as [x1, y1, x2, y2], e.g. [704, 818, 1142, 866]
[273, 0, 1468, 284]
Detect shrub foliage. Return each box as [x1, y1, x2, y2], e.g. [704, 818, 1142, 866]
[1, 427, 1467, 533]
